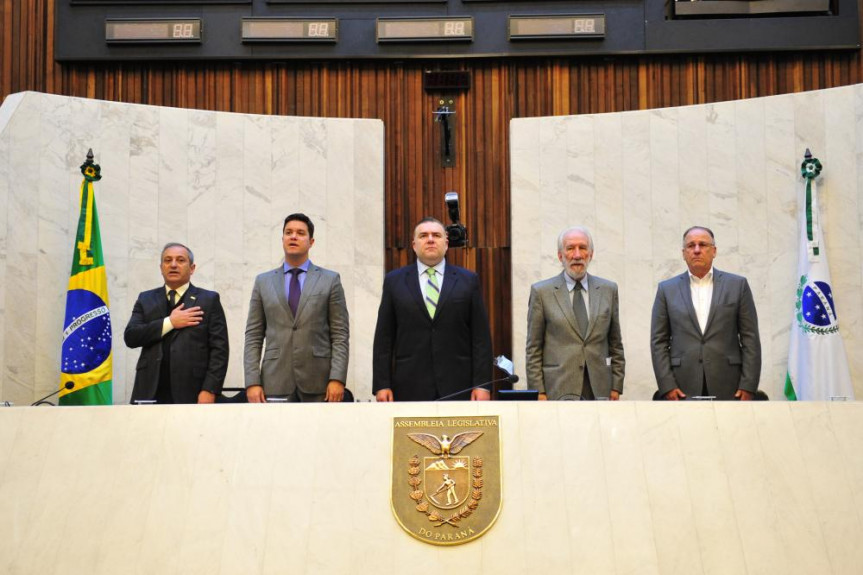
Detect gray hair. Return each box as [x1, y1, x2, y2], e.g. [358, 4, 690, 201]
[557, 226, 594, 253]
[161, 242, 194, 264]
[681, 226, 715, 248]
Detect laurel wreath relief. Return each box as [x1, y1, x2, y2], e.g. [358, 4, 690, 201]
[408, 455, 483, 527]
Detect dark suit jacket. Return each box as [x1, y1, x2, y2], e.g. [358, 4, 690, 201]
[526, 273, 625, 399]
[372, 263, 493, 401]
[650, 269, 761, 399]
[124, 284, 229, 404]
[243, 264, 349, 397]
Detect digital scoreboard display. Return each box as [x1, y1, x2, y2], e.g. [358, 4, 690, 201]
[242, 18, 338, 42]
[105, 19, 202, 43]
[509, 15, 606, 40]
[376, 17, 474, 43]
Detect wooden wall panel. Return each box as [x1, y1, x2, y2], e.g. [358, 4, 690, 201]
[2, 0, 863, 363]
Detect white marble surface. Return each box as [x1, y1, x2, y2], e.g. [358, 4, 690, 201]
[0, 402, 861, 574]
[0, 91, 384, 405]
[511, 84, 863, 400]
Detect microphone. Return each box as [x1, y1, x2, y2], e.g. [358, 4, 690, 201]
[31, 381, 75, 406]
[434, 374, 519, 401]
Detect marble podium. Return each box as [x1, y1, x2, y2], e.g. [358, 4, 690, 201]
[0, 401, 862, 574]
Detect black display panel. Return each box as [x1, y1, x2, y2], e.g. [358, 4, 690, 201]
[267, 0, 443, 3]
[105, 18, 202, 43]
[509, 15, 606, 40]
[73, 1, 248, 4]
[242, 18, 338, 42]
[377, 17, 473, 43]
[55, 0, 860, 62]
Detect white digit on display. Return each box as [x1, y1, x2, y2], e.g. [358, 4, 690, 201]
[444, 22, 465, 36]
[173, 23, 193, 38]
[309, 23, 329, 37]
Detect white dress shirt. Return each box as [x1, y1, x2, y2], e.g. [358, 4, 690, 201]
[689, 267, 714, 334]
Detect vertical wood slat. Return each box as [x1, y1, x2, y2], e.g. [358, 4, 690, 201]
[4, 1, 863, 361]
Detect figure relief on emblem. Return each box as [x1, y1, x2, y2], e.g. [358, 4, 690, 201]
[406, 432, 485, 527]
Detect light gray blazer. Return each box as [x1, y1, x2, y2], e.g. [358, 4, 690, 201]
[243, 264, 349, 396]
[650, 269, 761, 399]
[526, 272, 625, 399]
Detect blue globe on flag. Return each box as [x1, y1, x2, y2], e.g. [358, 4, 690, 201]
[62, 289, 112, 374]
[801, 281, 837, 328]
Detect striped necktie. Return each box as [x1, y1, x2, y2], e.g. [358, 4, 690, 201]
[425, 268, 440, 318]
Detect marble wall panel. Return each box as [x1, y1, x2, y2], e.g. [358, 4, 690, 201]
[0, 92, 384, 404]
[512, 84, 863, 400]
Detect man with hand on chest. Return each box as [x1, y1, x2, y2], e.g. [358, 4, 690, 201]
[124, 242, 229, 404]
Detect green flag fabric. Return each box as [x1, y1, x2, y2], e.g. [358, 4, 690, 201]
[59, 153, 112, 405]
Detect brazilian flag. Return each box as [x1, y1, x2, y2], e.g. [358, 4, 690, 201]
[59, 151, 112, 405]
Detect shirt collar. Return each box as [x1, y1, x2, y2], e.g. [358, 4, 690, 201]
[688, 267, 714, 285]
[165, 283, 190, 299]
[564, 272, 588, 292]
[417, 259, 446, 277]
[284, 260, 312, 274]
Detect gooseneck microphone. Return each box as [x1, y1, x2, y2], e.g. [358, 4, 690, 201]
[31, 381, 75, 406]
[434, 374, 519, 401]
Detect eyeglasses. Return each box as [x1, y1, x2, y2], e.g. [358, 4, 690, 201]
[684, 242, 715, 251]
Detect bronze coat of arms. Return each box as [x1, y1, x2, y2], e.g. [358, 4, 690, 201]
[391, 416, 502, 546]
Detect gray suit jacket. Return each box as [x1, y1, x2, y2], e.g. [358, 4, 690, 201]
[650, 269, 761, 399]
[526, 273, 625, 400]
[243, 263, 349, 396]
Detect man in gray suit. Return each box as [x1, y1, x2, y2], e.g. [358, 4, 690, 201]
[526, 226, 625, 400]
[244, 213, 349, 402]
[650, 226, 761, 400]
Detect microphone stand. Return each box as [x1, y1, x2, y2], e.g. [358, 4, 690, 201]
[435, 375, 519, 402]
[31, 382, 75, 406]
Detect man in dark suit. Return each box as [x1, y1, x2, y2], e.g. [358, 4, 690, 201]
[650, 226, 761, 400]
[243, 213, 349, 403]
[373, 217, 493, 401]
[124, 243, 229, 404]
[526, 226, 625, 400]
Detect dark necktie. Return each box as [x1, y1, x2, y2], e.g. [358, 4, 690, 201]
[288, 268, 302, 316]
[573, 280, 588, 336]
[168, 289, 177, 308]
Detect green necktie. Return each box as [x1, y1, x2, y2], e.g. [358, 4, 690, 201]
[425, 268, 440, 318]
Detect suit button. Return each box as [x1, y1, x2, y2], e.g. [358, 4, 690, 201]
[292, 326, 298, 331]
[698, 359, 702, 363]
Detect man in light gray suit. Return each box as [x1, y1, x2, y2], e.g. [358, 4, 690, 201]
[526, 227, 625, 400]
[650, 226, 761, 400]
[244, 213, 349, 403]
